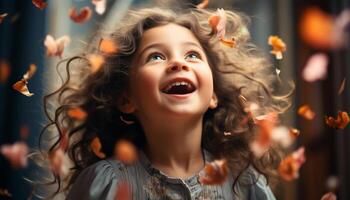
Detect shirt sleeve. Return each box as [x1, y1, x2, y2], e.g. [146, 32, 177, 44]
[66, 160, 119, 200]
[234, 167, 276, 200]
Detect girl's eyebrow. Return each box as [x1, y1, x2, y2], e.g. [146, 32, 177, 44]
[138, 41, 203, 57]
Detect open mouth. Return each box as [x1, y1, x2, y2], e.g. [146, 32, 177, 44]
[161, 80, 196, 95]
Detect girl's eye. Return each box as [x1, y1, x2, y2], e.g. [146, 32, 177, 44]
[185, 51, 201, 60]
[146, 53, 165, 62]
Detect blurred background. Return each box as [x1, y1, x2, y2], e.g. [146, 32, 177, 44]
[0, 0, 349, 199]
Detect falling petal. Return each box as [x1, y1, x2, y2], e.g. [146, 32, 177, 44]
[325, 111, 349, 129]
[326, 176, 339, 191]
[271, 126, 295, 148]
[289, 128, 300, 138]
[49, 148, 70, 177]
[208, 8, 227, 39]
[278, 146, 306, 181]
[32, 0, 47, 10]
[0, 142, 29, 169]
[90, 137, 106, 159]
[338, 78, 346, 95]
[199, 159, 229, 185]
[220, 38, 236, 48]
[302, 53, 328, 82]
[69, 7, 92, 24]
[99, 38, 118, 54]
[0, 188, 12, 198]
[87, 54, 105, 73]
[44, 35, 71, 58]
[332, 9, 350, 49]
[0, 60, 11, 84]
[92, 0, 106, 15]
[268, 36, 286, 60]
[114, 140, 138, 164]
[0, 13, 8, 24]
[12, 79, 34, 97]
[20, 125, 30, 140]
[196, 0, 209, 9]
[299, 7, 333, 49]
[67, 107, 87, 121]
[298, 105, 315, 120]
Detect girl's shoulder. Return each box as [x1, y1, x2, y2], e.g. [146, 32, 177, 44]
[66, 159, 125, 200]
[234, 166, 276, 200]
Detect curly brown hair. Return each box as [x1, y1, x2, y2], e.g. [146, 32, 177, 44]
[39, 7, 292, 197]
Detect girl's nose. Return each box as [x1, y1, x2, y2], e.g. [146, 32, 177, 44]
[166, 61, 190, 73]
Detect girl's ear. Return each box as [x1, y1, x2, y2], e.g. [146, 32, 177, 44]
[117, 95, 136, 114]
[209, 93, 218, 109]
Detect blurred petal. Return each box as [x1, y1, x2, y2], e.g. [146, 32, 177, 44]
[299, 7, 333, 49]
[278, 146, 306, 181]
[0, 13, 8, 24]
[298, 104, 315, 120]
[92, 0, 106, 15]
[338, 78, 346, 95]
[44, 35, 70, 58]
[114, 140, 138, 164]
[90, 137, 106, 159]
[325, 111, 349, 129]
[196, 0, 209, 9]
[87, 54, 105, 73]
[199, 159, 229, 185]
[99, 38, 118, 54]
[32, 0, 47, 10]
[67, 107, 87, 121]
[0, 59, 11, 84]
[49, 148, 70, 177]
[220, 38, 236, 48]
[332, 9, 350, 49]
[69, 7, 92, 24]
[302, 53, 328, 82]
[0, 142, 29, 169]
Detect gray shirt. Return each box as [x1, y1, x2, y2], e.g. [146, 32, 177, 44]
[67, 150, 276, 200]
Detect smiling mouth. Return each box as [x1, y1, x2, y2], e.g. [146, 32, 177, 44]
[162, 81, 196, 95]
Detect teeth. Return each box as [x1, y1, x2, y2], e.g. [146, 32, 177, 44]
[164, 81, 191, 92]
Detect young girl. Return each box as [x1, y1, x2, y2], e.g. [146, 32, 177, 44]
[41, 6, 290, 200]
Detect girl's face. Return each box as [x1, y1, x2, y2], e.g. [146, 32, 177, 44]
[127, 23, 216, 123]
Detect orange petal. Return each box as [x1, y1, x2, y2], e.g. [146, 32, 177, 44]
[20, 125, 30, 140]
[32, 0, 47, 10]
[196, 0, 209, 9]
[23, 64, 37, 80]
[0, 13, 8, 24]
[278, 146, 306, 181]
[299, 7, 333, 49]
[90, 137, 106, 159]
[338, 78, 346, 95]
[69, 7, 92, 24]
[208, 15, 220, 32]
[12, 79, 34, 97]
[87, 54, 105, 73]
[67, 107, 87, 121]
[199, 159, 229, 185]
[114, 140, 138, 164]
[220, 38, 236, 48]
[0, 59, 11, 84]
[297, 105, 315, 120]
[289, 128, 300, 138]
[325, 111, 349, 129]
[268, 36, 286, 60]
[99, 38, 118, 54]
